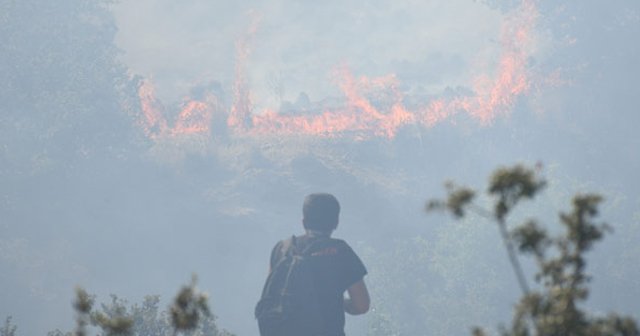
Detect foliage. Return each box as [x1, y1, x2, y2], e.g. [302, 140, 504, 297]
[0, 317, 17, 336]
[40, 277, 235, 336]
[74, 287, 96, 336]
[169, 276, 218, 335]
[0, 0, 140, 175]
[428, 164, 639, 336]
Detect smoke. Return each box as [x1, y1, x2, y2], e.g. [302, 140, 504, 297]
[136, 1, 542, 144]
[2, 1, 639, 336]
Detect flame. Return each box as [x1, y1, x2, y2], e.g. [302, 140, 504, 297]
[419, 0, 537, 127]
[138, 0, 539, 141]
[138, 80, 215, 138]
[173, 100, 214, 135]
[138, 80, 168, 138]
[249, 69, 414, 139]
[229, 13, 261, 131]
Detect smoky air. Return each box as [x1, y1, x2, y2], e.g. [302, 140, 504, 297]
[1, 1, 639, 335]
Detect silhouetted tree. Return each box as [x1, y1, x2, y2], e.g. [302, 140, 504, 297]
[40, 277, 234, 336]
[428, 164, 639, 336]
[0, 317, 17, 336]
[0, 0, 140, 175]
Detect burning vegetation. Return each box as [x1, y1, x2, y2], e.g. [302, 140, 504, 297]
[137, 1, 539, 143]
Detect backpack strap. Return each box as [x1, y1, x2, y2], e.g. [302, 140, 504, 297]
[276, 235, 335, 264]
[259, 236, 297, 299]
[278, 235, 296, 259]
[300, 235, 333, 257]
[277, 235, 332, 300]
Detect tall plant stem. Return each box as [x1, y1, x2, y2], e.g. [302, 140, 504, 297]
[469, 204, 530, 295]
[497, 218, 530, 295]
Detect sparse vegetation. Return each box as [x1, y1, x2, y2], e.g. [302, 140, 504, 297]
[428, 164, 639, 335]
[0, 317, 17, 336]
[14, 276, 235, 336]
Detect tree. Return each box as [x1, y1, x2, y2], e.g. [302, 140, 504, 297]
[43, 276, 235, 336]
[0, 0, 140, 175]
[0, 317, 17, 336]
[428, 164, 639, 336]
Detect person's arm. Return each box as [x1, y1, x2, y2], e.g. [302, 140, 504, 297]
[344, 279, 370, 315]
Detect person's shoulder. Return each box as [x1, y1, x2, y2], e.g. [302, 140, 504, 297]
[329, 237, 348, 245]
[328, 238, 356, 252]
[272, 236, 294, 253]
[331, 236, 357, 244]
[276, 235, 296, 249]
[273, 238, 285, 248]
[328, 238, 367, 273]
[280, 235, 299, 244]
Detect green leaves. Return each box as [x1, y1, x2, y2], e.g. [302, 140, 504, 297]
[0, 0, 137, 175]
[0, 316, 17, 336]
[426, 181, 475, 219]
[427, 164, 546, 221]
[427, 163, 639, 336]
[488, 165, 546, 221]
[561, 194, 610, 252]
[511, 220, 549, 258]
[170, 276, 211, 333]
[64, 276, 234, 336]
[73, 287, 94, 336]
[92, 312, 134, 336]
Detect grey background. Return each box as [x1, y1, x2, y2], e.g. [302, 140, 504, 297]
[1, 0, 639, 335]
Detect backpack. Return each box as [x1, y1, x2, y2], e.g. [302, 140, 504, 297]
[255, 235, 331, 336]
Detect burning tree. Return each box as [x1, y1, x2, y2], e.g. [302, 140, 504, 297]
[427, 164, 639, 336]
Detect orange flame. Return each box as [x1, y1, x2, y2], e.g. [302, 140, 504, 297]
[229, 12, 261, 131]
[138, 0, 539, 141]
[138, 80, 168, 138]
[138, 80, 215, 138]
[249, 69, 414, 139]
[418, 0, 536, 127]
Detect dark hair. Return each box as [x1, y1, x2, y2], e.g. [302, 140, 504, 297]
[302, 193, 340, 233]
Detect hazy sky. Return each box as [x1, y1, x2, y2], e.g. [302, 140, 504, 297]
[112, 0, 504, 105]
[3, 1, 639, 336]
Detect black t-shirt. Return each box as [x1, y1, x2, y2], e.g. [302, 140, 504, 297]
[269, 234, 367, 336]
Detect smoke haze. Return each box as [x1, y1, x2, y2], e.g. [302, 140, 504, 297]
[1, 0, 639, 335]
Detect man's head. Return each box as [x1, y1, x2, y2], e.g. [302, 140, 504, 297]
[302, 193, 340, 233]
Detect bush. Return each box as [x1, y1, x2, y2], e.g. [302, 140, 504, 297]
[428, 164, 639, 336]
